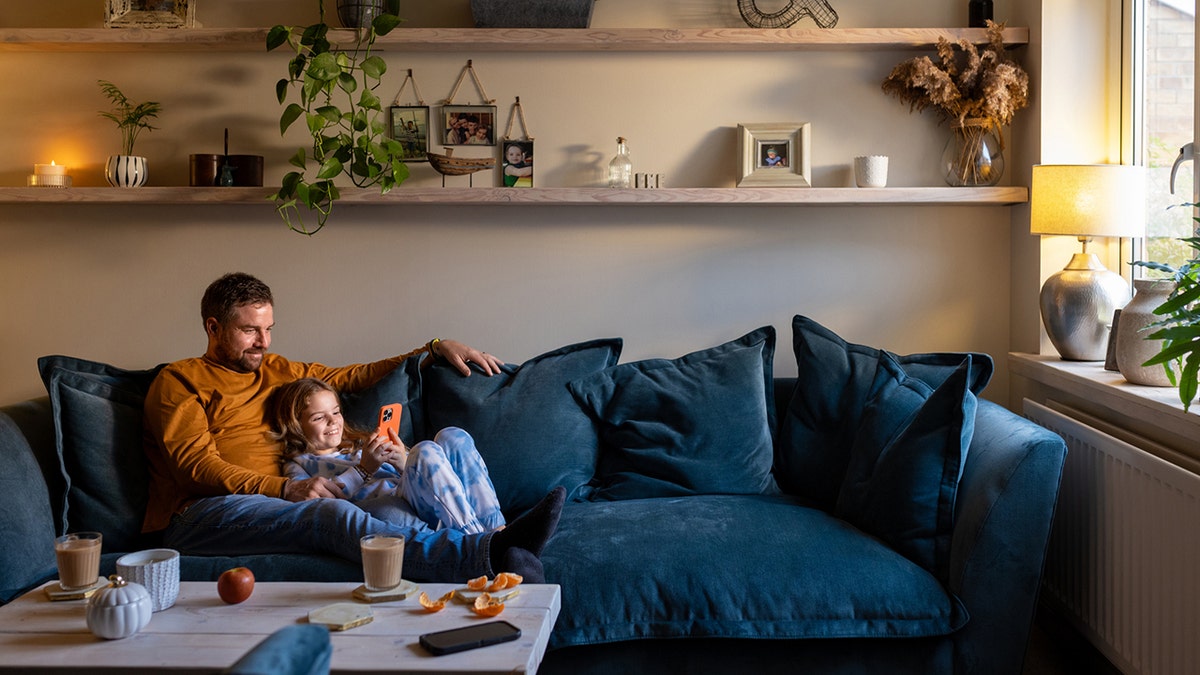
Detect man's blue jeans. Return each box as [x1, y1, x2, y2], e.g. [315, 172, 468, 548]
[163, 494, 495, 582]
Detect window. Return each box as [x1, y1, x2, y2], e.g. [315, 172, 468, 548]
[1132, 0, 1197, 270]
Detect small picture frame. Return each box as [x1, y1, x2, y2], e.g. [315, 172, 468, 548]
[105, 0, 196, 28]
[442, 105, 498, 147]
[390, 106, 431, 162]
[737, 122, 812, 187]
[502, 140, 534, 188]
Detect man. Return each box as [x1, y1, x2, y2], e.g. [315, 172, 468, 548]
[142, 272, 562, 582]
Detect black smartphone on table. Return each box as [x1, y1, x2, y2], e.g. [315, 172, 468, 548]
[419, 620, 522, 656]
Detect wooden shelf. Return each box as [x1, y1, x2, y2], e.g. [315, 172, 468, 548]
[0, 26, 1029, 53]
[0, 186, 1028, 206]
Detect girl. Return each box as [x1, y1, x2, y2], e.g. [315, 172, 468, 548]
[269, 378, 505, 535]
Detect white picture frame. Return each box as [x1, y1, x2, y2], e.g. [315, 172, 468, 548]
[737, 122, 812, 187]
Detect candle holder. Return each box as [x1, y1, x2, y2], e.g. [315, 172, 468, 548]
[28, 174, 72, 188]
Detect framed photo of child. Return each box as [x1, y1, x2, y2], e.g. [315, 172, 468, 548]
[502, 140, 533, 188]
[736, 122, 812, 187]
[390, 106, 430, 162]
[442, 105, 497, 147]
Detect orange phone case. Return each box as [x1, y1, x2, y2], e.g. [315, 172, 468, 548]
[376, 403, 402, 439]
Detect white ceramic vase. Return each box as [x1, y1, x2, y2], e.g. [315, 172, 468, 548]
[106, 155, 147, 188]
[1116, 278, 1178, 387]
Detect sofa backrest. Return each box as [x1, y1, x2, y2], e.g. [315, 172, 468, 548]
[0, 402, 59, 603]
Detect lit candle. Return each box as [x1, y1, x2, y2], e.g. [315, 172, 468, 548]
[29, 161, 72, 188]
[35, 162, 68, 177]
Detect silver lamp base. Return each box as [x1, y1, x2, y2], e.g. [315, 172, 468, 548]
[1040, 252, 1132, 361]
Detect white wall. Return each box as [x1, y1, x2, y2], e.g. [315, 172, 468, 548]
[0, 0, 1020, 404]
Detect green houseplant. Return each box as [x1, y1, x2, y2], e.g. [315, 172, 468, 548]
[1132, 216, 1200, 412]
[98, 80, 161, 188]
[267, 2, 409, 234]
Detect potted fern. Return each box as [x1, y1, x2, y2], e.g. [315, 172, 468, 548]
[267, 1, 409, 234]
[1132, 219, 1200, 412]
[98, 80, 161, 188]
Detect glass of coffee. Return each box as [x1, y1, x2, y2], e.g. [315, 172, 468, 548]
[360, 534, 404, 591]
[54, 532, 102, 591]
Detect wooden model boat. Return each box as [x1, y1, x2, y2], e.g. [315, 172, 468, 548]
[427, 148, 496, 176]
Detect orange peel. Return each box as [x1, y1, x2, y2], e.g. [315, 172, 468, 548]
[418, 590, 455, 612]
[466, 575, 489, 591]
[471, 592, 506, 617]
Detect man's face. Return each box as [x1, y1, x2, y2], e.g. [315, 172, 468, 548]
[206, 302, 274, 372]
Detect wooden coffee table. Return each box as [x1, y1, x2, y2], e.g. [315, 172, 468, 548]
[0, 581, 561, 674]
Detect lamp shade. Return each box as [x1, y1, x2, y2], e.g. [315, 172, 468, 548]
[1030, 164, 1146, 238]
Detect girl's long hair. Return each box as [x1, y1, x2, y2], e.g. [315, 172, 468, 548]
[267, 377, 371, 457]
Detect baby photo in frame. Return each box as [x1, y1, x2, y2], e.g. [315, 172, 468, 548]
[502, 140, 534, 187]
[390, 106, 430, 162]
[737, 122, 812, 187]
[443, 105, 497, 146]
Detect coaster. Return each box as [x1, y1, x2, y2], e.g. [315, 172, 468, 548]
[309, 603, 374, 631]
[43, 577, 107, 601]
[351, 579, 418, 603]
[454, 586, 521, 604]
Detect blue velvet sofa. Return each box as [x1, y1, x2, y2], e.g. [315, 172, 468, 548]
[0, 316, 1067, 674]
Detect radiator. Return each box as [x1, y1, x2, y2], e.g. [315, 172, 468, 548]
[1024, 400, 1200, 675]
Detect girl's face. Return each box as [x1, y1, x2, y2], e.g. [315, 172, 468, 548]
[299, 389, 344, 454]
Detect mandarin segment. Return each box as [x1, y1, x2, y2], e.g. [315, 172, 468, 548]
[466, 575, 488, 591]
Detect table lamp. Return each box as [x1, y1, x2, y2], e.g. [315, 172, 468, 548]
[1030, 164, 1146, 361]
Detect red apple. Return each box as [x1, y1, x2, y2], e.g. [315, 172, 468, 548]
[217, 567, 255, 604]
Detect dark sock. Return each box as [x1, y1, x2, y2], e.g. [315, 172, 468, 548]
[490, 486, 565, 566]
[500, 547, 545, 583]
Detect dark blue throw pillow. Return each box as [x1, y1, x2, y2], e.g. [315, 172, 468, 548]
[37, 356, 164, 551]
[422, 339, 622, 516]
[340, 355, 424, 446]
[569, 327, 779, 501]
[776, 316, 993, 508]
[835, 353, 979, 581]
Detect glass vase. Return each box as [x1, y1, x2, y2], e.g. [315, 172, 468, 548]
[941, 119, 1004, 187]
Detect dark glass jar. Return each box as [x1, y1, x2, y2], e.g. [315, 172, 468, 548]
[969, 0, 993, 28]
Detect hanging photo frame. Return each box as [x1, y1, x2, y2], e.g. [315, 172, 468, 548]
[501, 97, 534, 188]
[736, 122, 812, 187]
[105, 0, 197, 28]
[389, 69, 430, 163]
[442, 105, 497, 146]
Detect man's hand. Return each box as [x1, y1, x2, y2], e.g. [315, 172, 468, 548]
[434, 339, 503, 376]
[283, 476, 345, 502]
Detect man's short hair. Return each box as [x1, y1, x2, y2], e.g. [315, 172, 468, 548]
[201, 272, 274, 327]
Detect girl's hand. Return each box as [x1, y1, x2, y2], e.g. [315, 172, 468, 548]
[360, 434, 393, 474]
[386, 427, 409, 469]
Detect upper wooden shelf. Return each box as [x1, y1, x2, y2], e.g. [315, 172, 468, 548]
[0, 186, 1028, 206]
[0, 26, 1029, 53]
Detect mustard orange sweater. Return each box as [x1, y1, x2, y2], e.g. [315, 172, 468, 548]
[141, 351, 418, 532]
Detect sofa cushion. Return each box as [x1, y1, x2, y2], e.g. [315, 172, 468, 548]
[542, 495, 968, 648]
[339, 355, 424, 445]
[0, 411, 59, 603]
[835, 353, 979, 581]
[423, 339, 622, 516]
[568, 327, 778, 501]
[37, 356, 164, 552]
[776, 316, 992, 507]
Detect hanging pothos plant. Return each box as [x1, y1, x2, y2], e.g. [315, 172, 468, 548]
[1132, 211, 1200, 412]
[267, 3, 408, 234]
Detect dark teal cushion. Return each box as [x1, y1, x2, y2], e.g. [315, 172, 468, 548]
[776, 316, 992, 507]
[423, 339, 622, 516]
[569, 327, 779, 501]
[835, 353, 979, 581]
[37, 356, 164, 552]
[340, 356, 424, 445]
[0, 412, 59, 603]
[542, 495, 968, 647]
[224, 624, 332, 675]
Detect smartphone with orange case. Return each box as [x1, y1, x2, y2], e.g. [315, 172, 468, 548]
[376, 403, 402, 440]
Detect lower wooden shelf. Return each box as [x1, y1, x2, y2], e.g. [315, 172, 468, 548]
[0, 186, 1028, 206]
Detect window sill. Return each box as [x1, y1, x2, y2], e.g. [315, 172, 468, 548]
[1008, 353, 1199, 470]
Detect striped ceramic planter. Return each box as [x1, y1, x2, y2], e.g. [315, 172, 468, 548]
[105, 155, 147, 187]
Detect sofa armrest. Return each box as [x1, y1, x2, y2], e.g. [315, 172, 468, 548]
[947, 399, 1066, 674]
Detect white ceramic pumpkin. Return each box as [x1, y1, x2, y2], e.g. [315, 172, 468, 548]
[86, 574, 153, 639]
